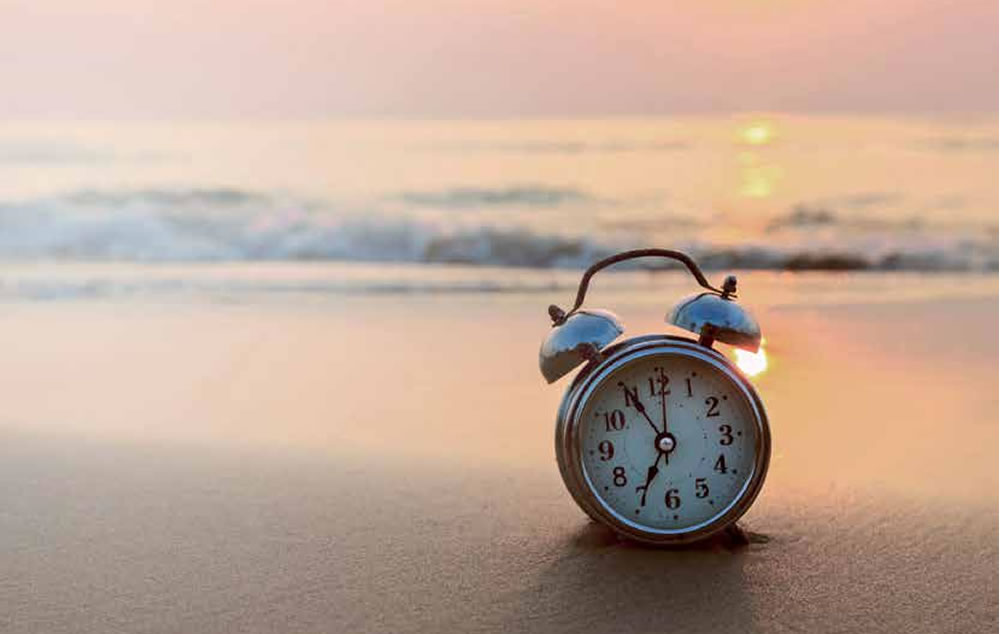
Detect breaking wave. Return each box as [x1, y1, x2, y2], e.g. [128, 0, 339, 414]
[0, 188, 995, 272]
[395, 186, 597, 208]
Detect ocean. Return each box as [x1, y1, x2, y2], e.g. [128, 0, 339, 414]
[0, 115, 995, 299]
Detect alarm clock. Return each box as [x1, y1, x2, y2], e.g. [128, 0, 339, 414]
[540, 248, 770, 545]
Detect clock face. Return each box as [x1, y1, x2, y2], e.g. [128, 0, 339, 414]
[577, 351, 761, 534]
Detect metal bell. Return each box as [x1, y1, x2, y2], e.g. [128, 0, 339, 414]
[667, 284, 761, 352]
[539, 308, 623, 383]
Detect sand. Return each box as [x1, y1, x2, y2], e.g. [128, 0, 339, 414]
[0, 274, 996, 633]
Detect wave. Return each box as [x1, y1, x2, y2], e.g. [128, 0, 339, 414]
[767, 205, 929, 231]
[395, 186, 597, 208]
[0, 188, 995, 272]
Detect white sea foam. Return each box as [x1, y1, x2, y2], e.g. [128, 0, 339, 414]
[0, 188, 995, 273]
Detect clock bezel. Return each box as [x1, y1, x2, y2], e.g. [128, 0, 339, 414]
[555, 335, 771, 545]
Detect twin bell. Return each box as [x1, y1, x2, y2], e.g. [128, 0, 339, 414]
[539, 249, 761, 384]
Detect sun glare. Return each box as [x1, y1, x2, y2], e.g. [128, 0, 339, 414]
[734, 340, 768, 377]
[740, 122, 772, 146]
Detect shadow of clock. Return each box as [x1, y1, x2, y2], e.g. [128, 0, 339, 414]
[499, 521, 767, 632]
[571, 520, 770, 551]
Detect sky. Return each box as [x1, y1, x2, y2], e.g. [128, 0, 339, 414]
[0, 0, 996, 119]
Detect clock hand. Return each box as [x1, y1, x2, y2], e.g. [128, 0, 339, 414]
[635, 452, 663, 507]
[659, 380, 668, 434]
[631, 399, 660, 435]
[617, 382, 660, 435]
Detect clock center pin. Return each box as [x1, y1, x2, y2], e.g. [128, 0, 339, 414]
[655, 433, 676, 453]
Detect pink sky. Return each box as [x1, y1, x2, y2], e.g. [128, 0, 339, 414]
[1, 0, 996, 118]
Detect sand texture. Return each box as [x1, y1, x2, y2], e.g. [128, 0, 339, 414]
[0, 281, 996, 633]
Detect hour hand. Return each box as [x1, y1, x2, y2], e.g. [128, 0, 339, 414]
[635, 458, 661, 507]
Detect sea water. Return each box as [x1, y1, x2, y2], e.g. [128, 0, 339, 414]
[0, 115, 995, 298]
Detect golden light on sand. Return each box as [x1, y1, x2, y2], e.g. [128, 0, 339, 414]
[734, 340, 768, 376]
[741, 122, 772, 146]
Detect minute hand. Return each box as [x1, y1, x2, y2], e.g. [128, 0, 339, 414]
[618, 382, 660, 434]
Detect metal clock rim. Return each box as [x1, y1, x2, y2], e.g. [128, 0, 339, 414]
[555, 335, 771, 545]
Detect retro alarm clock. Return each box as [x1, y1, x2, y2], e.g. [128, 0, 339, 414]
[540, 248, 770, 545]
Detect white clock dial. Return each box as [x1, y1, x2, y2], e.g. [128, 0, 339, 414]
[578, 353, 759, 532]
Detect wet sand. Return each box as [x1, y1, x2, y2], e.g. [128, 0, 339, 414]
[0, 277, 996, 632]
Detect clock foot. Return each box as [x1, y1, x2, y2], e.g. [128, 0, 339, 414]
[572, 520, 620, 548]
[724, 523, 750, 547]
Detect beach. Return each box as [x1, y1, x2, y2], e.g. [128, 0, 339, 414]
[0, 269, 996, 633]
[2, 2, 997, 629]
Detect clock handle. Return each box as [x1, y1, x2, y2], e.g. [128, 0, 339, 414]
[549, 248, 728, 324]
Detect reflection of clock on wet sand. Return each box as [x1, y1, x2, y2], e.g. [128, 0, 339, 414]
[540, 249, 770, 545]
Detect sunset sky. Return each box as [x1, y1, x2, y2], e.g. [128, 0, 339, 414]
[1, 0, 997, 118]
